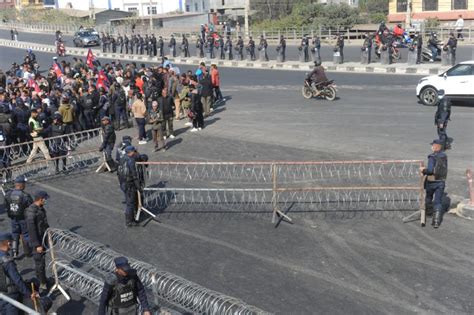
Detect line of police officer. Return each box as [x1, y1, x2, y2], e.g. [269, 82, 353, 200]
[1, 177, 52, 313]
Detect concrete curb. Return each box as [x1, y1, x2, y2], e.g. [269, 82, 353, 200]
[0, 39, 450, 76]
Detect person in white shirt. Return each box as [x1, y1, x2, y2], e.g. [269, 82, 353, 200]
[455, 15, 464, 40]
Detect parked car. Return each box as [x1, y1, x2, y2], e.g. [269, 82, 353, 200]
[416, 61, 474, 106]
[73, 29, 100, 47]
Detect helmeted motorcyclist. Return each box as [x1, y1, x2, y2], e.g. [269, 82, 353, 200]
[306, 61, 328, 96]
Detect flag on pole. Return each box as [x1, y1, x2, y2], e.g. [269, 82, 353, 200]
[96, 69, 109, 91]
[52, 62, 62, 77]
[86, 48, 96, 69]
[28, 78, 41, 93]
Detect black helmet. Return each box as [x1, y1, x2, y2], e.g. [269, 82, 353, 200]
[314, 60, 321, 67]
[438, 89, 445, 96]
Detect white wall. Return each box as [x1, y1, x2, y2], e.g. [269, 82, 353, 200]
[56, 0, 111, 10]
[121, 0, 181, 16]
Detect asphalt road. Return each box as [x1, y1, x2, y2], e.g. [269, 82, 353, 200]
[1, 28, 474, 64]
[0, 46, 473, 314]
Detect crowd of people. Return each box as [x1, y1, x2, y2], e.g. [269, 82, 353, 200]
[0, 47, 225, 171]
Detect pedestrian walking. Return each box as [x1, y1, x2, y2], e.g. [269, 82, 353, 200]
[420, 140, 448, 228]
[148, 101, 166, 152]
[455, 14, 464, 40]
[131, 92, 147, 144]
[158, 88, 175, 139]
[26, 109, 51, 163]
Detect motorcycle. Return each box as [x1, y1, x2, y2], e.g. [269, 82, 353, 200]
[375, 41, 401, 61]
[422, 45, 442, 62]
[302, 79, 337, 101]
[57, 42, 66, 56]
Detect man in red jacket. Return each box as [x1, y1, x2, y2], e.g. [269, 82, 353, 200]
[210, 64, 223, 104]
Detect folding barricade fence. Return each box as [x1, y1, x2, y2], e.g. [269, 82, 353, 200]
[137, 160, 426, 226]
[0, 128, 103, 185]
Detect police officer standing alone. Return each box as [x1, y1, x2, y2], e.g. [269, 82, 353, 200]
[0, 232, 51, 314]
[4, 176, 33, 259]
[25, 191, 50, 290]
[445, 32, 457, 66]
[99, 116, 117, 171]
[98, 256, 151, 315]
[420, 140, 448, 228]
[117, 146, 142, 227]
[434, 89, 452, 150]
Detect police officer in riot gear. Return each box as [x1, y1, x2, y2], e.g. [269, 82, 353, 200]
[277, 35, 286, 62]
[236, 36, 244, 60]
[434, 89, 452, 150]
[158, 36, 164, 57]
[0, 232, 52, 313]
[301, 35, 309, 62]
[98, 256, 151, 315]
[117, 146, 142, 226]
[182, 34, 190, 57]
[169, 34, 176, 57]
[420, 139, 448, 228]
[4, 176, 33, 258]
[247, 36, 256, 61]
[99, 116, 117, 171]
[258, 35, 269, 61]
[25, 191, 50, 290]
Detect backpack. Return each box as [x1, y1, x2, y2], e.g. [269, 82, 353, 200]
[433, 154, 448, 180]
[117, 90, 127, 106]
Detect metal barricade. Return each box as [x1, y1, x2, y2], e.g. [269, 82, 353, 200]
[138, 160, 425, 225]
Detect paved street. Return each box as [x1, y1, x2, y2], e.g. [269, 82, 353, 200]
[0, 46, 473, 314]
[1, 28, 474, 64]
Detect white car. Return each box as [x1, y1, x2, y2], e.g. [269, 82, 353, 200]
[416, 61, 474, 106]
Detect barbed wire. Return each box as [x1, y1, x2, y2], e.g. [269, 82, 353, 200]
[47, 229, 269, 315]
[142, 187, 421, 214]
[54, 260, 104, 305]
[0, 128, 101, 164]
[139, 160, 423, 187]
[1, 150, 102, 184]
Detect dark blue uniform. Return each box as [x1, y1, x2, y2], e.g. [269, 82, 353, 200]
[98, 269, 150, 315]
[0, 250, 32, 314]
[117, 154, 140, 226]
[100, 120, 116, 170]
[435, 97, 452, 150]
[4, 189, 33, 257]
[422, 150, 447, 227]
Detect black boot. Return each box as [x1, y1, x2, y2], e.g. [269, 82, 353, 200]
[11, 239, 19, 259]
[432, 211, 441, 228]
[125, 213, 138, 227]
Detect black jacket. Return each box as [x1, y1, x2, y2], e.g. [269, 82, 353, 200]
[25, 203, 49, 248]
[158, 95, 175, 120]
[100, 124, 116, 150]
[199, 74, 213, 97]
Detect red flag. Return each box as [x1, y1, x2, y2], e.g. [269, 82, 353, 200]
[52, 62, 62, 77]
[96, 69, 109, 91]
[28, 78, 41, 93]
[86, 48, 95, 69]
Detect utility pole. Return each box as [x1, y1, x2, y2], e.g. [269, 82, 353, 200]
[244, 0, 250, 39]
[405, 0, 412, 28]
[149, 0, 153, 31]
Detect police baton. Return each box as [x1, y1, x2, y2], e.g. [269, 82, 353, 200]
[31, 282, 39, 312]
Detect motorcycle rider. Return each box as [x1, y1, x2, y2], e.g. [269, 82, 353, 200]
[306, 61, 328, 97]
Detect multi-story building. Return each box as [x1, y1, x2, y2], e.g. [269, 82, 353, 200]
[0, 0, 15, 10]
[45, 0, 209, 16]
[209, 0, 245, 18]
[16, 0, 44, 8]
[388, 0, 474, 23]
[318, 0, 359, 7]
